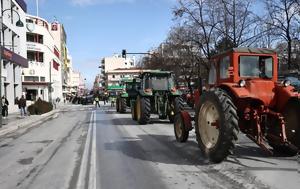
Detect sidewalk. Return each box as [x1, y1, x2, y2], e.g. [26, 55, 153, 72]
[0, 108, 61, 137]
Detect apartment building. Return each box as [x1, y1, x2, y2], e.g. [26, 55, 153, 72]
[0, 0, 28, 113]
[22, 15, 63, 102]
[99, 54, 136, 87]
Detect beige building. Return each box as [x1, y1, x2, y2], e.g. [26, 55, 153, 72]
[99, 54, 135, 87]
[71, 71, 85, 96]
[106, 68, 145, 87]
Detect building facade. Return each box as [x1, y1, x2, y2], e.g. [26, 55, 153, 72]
[99, 54, 135, 87]
[1, 0, 28, 113]
[72, 70, 85, 96]
[106, 68, 144, 87]
[22, 15, 63, 103]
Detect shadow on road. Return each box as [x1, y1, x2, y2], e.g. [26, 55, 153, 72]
[104, 133, 208, 165]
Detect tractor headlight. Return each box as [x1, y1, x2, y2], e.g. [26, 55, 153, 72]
[283, 80, 291, 87]
[238, 79, 246, 87]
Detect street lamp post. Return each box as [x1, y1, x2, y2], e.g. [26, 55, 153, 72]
[0, 9, 24, 127]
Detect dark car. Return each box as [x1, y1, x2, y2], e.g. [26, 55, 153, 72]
[286, 76, 300, 91]
[81, 95, 94, 105]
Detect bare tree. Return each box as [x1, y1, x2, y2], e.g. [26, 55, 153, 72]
[265, 0, 300, 69]
[217, 0, 265, 47]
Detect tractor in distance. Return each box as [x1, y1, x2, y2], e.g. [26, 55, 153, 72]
[174, 48, 300, 163]
[132, 70, 184, 124]
[116, 77, 140, 113]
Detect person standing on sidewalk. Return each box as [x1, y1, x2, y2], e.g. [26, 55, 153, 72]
[19, 95, 27, 117]
[1, 96, 9, 119]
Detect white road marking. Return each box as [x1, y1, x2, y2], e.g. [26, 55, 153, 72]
[76, 111, 94, 189]
[88, 111, 97, 189]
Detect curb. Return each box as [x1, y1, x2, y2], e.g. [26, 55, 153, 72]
[0, 109, 61, 137]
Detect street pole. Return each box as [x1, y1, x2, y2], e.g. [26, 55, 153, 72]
[0, 16, 3, 128]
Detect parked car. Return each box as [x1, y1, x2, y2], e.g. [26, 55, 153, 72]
[285, 76, 300, 91]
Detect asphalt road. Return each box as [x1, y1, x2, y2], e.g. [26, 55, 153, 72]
[0, 104, 299, 189]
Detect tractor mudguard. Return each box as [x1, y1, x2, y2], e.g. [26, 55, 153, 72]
[138, 90, 153, 96]
[180, 111, 193, 131]
[274, 85, 299, 111]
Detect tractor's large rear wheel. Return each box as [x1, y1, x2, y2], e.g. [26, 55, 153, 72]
[195, 89, 239, 163]
[169, 97, 184, 123]
[119, 98, 127, 113]
[136, 96, 151, 125]
[174, 114, 189, 142]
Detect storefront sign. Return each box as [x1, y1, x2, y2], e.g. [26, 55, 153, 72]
[1, 47, 28, 68]
[27, 44, 42, 51]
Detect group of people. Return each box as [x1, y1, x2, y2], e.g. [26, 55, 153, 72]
[1, 95, 27, 119]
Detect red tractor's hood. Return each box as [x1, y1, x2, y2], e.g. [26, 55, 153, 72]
[221, 80, 298, 108]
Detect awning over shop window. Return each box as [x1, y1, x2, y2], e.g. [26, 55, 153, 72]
[1, 47, 28, 68]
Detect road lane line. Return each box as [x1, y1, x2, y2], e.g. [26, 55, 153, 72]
[88, 110, 97, 189]
[76, 111, 94, 189]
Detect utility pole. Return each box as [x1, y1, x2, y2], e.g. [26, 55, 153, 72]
[36, 0, 39, 17]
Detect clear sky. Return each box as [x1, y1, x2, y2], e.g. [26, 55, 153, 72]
[24, 0, 177, 88]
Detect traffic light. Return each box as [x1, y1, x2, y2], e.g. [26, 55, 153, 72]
[122, 49, 126, 58]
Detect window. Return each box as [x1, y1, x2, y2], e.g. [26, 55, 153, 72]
[26, 33, 43, 44]
[27, 51, 35, 61]
[239, 56, 273, 79]
[40, 77, 46, 82]
[27, 33, 35, 42]
[112, 75, 115, 78]
[27, 51, 44, 63]
[220, 56, 230, 79]
[24, 76, 39, 82]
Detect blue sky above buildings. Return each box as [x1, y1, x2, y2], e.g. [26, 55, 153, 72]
[24, 0, 176, 88]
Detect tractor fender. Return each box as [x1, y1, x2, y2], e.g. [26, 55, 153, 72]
[274, 85, 299, 112]
[180, 111, 193, 131]
[138, 90, 153, 96]
[219, 83, 268, 106]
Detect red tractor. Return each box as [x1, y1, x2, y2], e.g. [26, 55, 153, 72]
[174, 48, 300, 163]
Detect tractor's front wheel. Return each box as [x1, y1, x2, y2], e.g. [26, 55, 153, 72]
[119, 98, 127, 113]
[195, 89, 239, 163]
[169, 97, 184, 123]
[174, 114, 189, 142]
[136, 96, 151, 125]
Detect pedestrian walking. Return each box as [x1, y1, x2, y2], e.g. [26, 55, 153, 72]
[1, 96, 9, 119]
[94, 94, 100, 108]
[19, 95, 27, 117]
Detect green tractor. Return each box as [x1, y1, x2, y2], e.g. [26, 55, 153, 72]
[116, 78, 140, 113]
[132, 70, 184, 125]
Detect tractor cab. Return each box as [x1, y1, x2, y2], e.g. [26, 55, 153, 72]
[209, 48, 278, 85]
[131, 70, 183, 124]
[139, 70, 178, 95]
